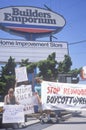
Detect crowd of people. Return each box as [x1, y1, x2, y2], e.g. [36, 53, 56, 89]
[3, 77, 59, 128]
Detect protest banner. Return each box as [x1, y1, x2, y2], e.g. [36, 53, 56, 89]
[15, 85, 34, 114]
[2, 105, 24, 123]
[41, 81, 86, 111]
[15, 67, 28, 82]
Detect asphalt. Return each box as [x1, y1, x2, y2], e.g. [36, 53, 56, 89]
[25, 117, 40, 126]
[1, 112, 78, 129]
[23, 112, 73, 127]
[18, 110, 82, 128]
[18, 113, 40, 128]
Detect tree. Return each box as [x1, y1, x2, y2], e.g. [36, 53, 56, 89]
[69, 68, 81, 76]
[0, 56, 16, 95]
[0, 53, 81, 96]
[57, 55, 81, 83]
[57, 55, 72, 73]
[37, 52, 58, 81]
[19, 59, 37, 73]
[19, 59, 31, 67]
[37, 53, 80, 83]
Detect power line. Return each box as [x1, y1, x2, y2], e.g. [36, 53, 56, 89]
[69, 40, 86, 45]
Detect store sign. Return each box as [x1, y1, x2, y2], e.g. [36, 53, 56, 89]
[0, 38, 68, 63]
[0, 38, 66, 48]
[0, 6, 65, 34]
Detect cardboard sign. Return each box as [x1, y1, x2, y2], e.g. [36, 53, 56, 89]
[3, 105, 24, 123]
[15, 85, 34, 114]
[15, 67, 28, 82]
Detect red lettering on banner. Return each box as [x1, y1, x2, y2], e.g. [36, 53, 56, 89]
[47, 86, 60, 94]
[64, 88, 86, 96]
[63, 88, 70, 95]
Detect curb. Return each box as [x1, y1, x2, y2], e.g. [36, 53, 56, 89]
[62, 113, 72, 120]
[25, 119, 40, 126]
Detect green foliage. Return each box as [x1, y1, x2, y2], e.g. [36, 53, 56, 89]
[58, 55, 72, 73]
[20, 59, 31, 67]
[69, 68, 81, 77]
[1, 56, 16, 76]
[0, 53, 81, 95]
[37, 53, 81, 83]
[19, 58, 37, 73]
[37, 52, 58, 81]
[0, 56, 16, 95]
[27, 63, 37, 73]
[0, 82, 6, 94]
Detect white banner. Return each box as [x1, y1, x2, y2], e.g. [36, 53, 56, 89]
[41, 81, 86, 111]
[2, 105, 24, 123]
[15, 67, 28, 83]
[15, 85, 34, 114]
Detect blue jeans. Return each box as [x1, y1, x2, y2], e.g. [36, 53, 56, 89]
[34, 105, 38, 113]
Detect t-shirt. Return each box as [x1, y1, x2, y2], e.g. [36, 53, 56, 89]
[4, 95, 17, 105]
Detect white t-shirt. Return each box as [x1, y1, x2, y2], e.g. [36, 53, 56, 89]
[32, 95, 39, 106]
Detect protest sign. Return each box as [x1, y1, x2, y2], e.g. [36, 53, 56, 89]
[3, 105, 24, 123]
[15, 85, 34, 114]
[41, 81, 86, 111]
[15, 67, 28, 82]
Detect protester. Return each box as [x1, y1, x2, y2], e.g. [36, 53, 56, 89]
[35, 77, 51, 121]
[35, 77, 43, 84]
[4, 88, 19, 105]
[4, 88, 19, 129]
[32, 91, 41, 113]
[14, 80, 29, 127]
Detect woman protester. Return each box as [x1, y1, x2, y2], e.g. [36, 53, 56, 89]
[4, 88, 18, 105]
[4, 88, 19, 129]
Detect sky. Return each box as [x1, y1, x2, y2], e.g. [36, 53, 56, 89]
[0, 0, 86, 71]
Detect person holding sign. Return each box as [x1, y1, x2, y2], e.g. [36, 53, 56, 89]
[35, 77, 51, 121]
[32, 91, 42, 113]
[4, 88, 19, 105]
[4, 88, 19, 129]
[35, 77, 58, 123]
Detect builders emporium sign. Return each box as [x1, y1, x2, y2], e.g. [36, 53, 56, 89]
[0, 6, 66, 34]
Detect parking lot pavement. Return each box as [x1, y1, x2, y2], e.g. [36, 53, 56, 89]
[24, 112, 73, 127]
[0, 112, 76, 129]
[25, 118, 40, 126]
